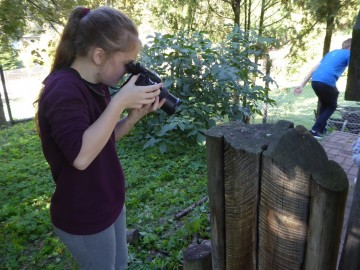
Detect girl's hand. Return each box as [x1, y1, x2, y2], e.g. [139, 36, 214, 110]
[128, 96, 166, 122]
[114, 74, 163, 109]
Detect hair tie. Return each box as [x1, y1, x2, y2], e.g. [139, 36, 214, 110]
[81, 8, 90, 18]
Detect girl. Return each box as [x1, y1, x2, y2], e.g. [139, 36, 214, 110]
[36, 6, 165, 269]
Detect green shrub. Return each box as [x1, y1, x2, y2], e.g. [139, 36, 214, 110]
[137, 27, 276, 152]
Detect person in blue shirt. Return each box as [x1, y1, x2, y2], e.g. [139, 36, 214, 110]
[294, 38, 352, 137]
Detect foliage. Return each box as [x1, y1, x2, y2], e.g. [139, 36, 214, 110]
[0, 0, 27, 68]
[0, 120, 209, 269]
[291, 0, 358, 56]
[137, 26, 276, 151]
[295, 0, 358, 29]
[0, 0, 105, 68]
[0, 122, 74, 269]
[0, 0, 357, 76]
[119, 128, 210, 269]
[145, 0, 233, 42]
[0, 48, 24, 70]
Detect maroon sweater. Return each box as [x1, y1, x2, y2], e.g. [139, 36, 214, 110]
[38, 68, 125, 235]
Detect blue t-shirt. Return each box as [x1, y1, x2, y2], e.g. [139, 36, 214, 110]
[312, 49, 350, 87]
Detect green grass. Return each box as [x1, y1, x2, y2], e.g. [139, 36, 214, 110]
[0, 121, 209, 269]
[0, 122, 76, 269]
[253, 82, 360, 130]
[1, 83, 360, 269]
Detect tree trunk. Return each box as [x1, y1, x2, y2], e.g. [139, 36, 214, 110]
[0, 65, 13, 124]
[0, 91, 7, 125]
[206, 121, 348, 270]
[183, 244, 212, 270]
[244, 0, 248, 31]
[322, 2, 336, 56]
[206, 132, 225, 270]
[258, 0, 266, 37]
[247, 0, 252, 32]
[231, 0, 241, 27]
[317, 0, 339, 117]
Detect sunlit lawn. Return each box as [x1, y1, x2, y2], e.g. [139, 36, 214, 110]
[254, 78, 360, 131]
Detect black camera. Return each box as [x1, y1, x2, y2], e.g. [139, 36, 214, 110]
[125, 62, 181, 115]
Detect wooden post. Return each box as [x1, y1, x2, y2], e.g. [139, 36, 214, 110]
[258, 126, 347, 270]
[0, 91, 6, 125]
[206, 120, 294, 269]
[0, 65, 13, 124]
[206, 121, 348, 270]
[126, 229, 140, 244]
[183, 244, 212, 270]
[304, 161, 348, 270]
[338, 168, 360, 270]
[223, 138, 259, 269]
[345, 10, 360, 101]
[206, 131, 225, 270]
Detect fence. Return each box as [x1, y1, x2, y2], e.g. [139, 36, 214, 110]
[205, 121, 348, 270]
[0, 66, 48, 122]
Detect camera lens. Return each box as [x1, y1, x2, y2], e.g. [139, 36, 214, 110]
[159, 87, 181, 115]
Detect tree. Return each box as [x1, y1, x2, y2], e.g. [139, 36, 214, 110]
[0, 0, 105, 69]
[0, 0, 27, 69]
[295, 0, 358, 56]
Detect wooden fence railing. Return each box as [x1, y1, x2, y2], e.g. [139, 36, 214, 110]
[205, 121, 348, 270]
[338, 167, 360, 270]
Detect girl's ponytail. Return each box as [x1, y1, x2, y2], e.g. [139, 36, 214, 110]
[51, 7, 86, 72]
[50, 6, 140, 73]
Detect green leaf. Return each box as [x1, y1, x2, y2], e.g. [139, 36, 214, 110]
[196, 132, 206, 144]
[158, 123, 177, 136]
[159, 143, 167, 153]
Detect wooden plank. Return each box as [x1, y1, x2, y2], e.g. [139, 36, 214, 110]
[206, 131, 225, 270]
[206, 122, 348, 270]
[258, 159, 310, 270]
[345, 10, 360, 101]
[338, 168, 360, 270]
[305, 161, 348, 270]
[224, 142, 259, 270]
[261, 126, 348, 270]
[206, 120, 294, 270]
[259, 126, 315, 270]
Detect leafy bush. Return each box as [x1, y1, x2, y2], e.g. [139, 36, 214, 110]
[0, 121, 210, 269]
[0, 48, 24, 70]
[138, 26, 276, 151]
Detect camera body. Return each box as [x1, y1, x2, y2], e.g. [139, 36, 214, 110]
[125, 62, 181, 115]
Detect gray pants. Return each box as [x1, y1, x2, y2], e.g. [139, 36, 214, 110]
[53, 207, 128, 270]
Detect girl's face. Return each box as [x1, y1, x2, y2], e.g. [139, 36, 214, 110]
[99, 47, 139, 86]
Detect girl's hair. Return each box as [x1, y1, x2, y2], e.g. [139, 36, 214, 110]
[342, 38, 352, 49]
[35, 6, 140, 134]
[51, 6, 140, 72]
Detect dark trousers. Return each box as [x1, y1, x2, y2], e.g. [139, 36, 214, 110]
[311, 81, 339, 133]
